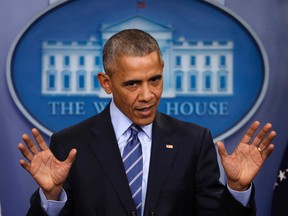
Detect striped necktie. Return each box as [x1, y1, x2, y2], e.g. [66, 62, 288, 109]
[122, 124, 143, 216]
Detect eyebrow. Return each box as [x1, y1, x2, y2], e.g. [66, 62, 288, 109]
[122, 79, 141, 86]
[149, 74, 162, 81]
[122, 74, 162, 86]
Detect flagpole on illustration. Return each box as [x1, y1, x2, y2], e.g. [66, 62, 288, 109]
[136, 0, 146, 13]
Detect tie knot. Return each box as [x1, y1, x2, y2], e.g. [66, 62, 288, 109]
[130, 124, 140, 136]
[126, 124, 141, 147]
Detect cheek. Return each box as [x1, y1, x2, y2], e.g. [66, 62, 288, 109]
[154, 86, 163, 98]
[119, 93, 136, 109]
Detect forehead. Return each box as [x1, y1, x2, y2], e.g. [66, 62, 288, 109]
[116, 52, 162, 74]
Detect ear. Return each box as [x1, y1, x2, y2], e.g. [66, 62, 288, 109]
[97, 72, 112, 94]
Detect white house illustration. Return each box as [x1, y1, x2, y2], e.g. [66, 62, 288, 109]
[41, 15, 234, 97]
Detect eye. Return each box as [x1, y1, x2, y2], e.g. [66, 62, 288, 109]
[122, 80, 140, 90]
[125, 80, 138, 87]
[149, 75, 162, 84]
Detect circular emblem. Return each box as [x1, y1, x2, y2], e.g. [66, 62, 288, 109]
[6, 0, 268, 140]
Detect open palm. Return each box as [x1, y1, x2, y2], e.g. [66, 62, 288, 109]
[217, 121, 276, 191]
[18, 128, 77, 200]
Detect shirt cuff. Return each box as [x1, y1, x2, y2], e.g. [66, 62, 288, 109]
[227, 183, 252, 206]
[39, 188, 67, 216]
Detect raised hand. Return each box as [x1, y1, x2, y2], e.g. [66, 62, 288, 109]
[18, 128, 77, 200]
[217, 121, 276, 191]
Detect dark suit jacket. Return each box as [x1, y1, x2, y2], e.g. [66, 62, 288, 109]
[27, 106, 256, 216]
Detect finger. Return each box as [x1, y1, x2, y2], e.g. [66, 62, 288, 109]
[261, 143, 275, 160]
[64, 148, 77, 164]
[251, 123, 273, 147]
[22, 133, 39, 155]
[241, 121, 260, 144]
[256, 130, 276, 151]
[32, 128, 49, 151]
[18, 143, 33, 162]
[19, 159, 31, 172]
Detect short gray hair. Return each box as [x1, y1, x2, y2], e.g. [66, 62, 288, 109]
[102, 29, 162, 76]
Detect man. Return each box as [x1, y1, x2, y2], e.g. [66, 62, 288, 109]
[18, 29, 276, 216]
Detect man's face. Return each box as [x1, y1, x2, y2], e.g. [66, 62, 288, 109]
[100, 51, 164, 126]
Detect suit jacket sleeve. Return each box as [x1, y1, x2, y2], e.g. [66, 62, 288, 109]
[193, 127, 256, 216]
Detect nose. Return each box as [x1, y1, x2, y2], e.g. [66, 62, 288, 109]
[139, 83, 153, 102]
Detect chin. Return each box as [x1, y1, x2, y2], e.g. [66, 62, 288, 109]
[137, 117, 155, 126]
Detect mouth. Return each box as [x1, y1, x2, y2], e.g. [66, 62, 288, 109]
[135, 104, 155, 117]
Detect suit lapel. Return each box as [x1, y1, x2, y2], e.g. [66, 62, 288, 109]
[144, 112, 180, 213]
[88, 107, 135, 213]
[87, 108, 179, 214]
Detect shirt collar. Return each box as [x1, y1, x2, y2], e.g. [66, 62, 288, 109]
[110, 99, 152, 140]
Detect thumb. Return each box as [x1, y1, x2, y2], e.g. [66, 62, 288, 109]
[65, 148, 77, 164]
[216, 141, 228, 160]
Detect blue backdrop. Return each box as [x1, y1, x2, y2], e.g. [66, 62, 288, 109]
[0, 0, 287, 215]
